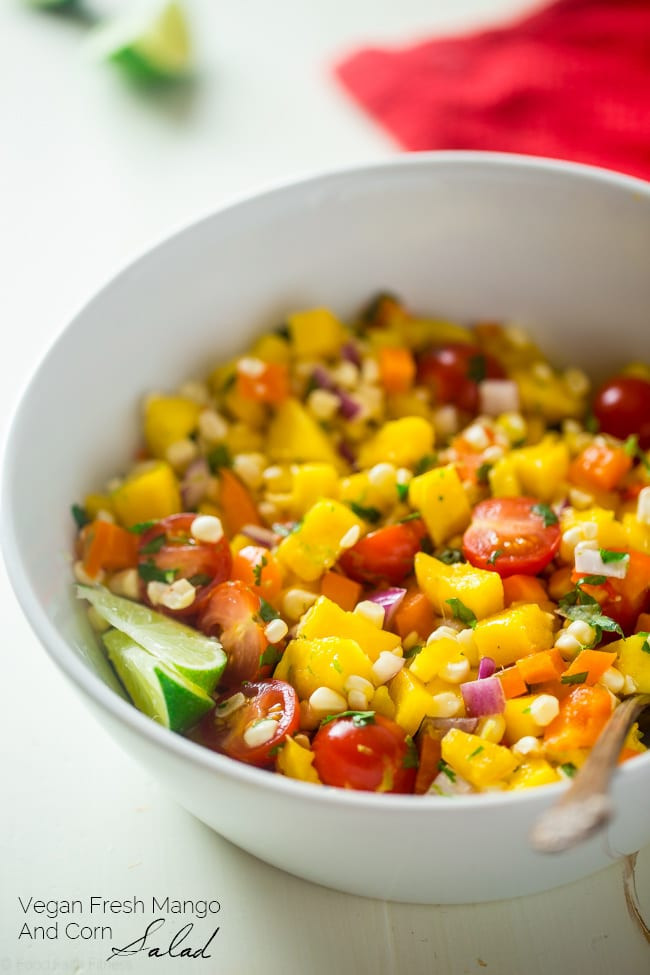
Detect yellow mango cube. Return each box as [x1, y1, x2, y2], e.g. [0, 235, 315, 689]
[290, 463, 339, 516]
[274, 636, 374, 700]
[267, 399, 343, 469]
[287, 308, 345, 359]
[561, 506, 627, 551]
[276, 737, 322, 784]
[503, 694, 548, 744]
[488, 456, 521, 497]
[612, 632, 650, 692]
[143, 396, 201, 459]
[622, 513, 650, 555]
[276, 501, 364, 582]
[370, 685, 396, 720]
[111, 461, 181, 527]
[409, 636, 466, 683]
[298, 596, 401, 660]
[249, 333, 291, 364]
[509, 759, 560, 790]
[441, 729, 518, 789]
[358, 417, 434, 469]
[512, 436, 569, 502]
[388, 669, 437, 736]
[84, 493, 114, 519]
[473, 604, 554, 668]
[409, 464, 471, 545]
[513, 370, 586, 423]
[400, 318, 473, 350]
[415, 552, 504, 620]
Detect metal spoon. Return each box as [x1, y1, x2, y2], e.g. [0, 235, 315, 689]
[530, 693, 650, 853]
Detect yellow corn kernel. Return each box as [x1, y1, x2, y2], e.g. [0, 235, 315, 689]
[473, 604, 554, 668]
[298, 596, 401, 660]
[388, 669, 438, 736]
[511, 436, 570, 502]
[441, 729, 518, 789]
[276, 736, 322, 784]
[84, 493, 114, 520]
[477, 714, 507, 744]
[290, 463, 339, 516]
[274, 636, 374, 699]
[267, 399, 343, 469]
[415, 552, 504, 621]
[276, 501, 363, 582]
[409, 464, 471, 545]
[111, 461, 181, 528]
[144, 396, 201, 459]
[249, 333, 291, 365]
[371, 685, 396, 720]
[358, 417, 434, 470]
[409, 636, 465, 683]
[287, 308, 345, 359]
[611, 632, 650, 692]
[509, 759, 560, 790]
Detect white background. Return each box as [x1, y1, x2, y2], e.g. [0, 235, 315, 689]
[1, 0, 649, 971]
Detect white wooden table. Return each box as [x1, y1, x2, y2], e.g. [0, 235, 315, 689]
[1, 1, 648, 970]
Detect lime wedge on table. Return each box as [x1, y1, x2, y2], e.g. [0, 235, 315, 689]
[103, 630, 214, 731]
[77, 585, 226, 692]
[88, 1, 192, 81]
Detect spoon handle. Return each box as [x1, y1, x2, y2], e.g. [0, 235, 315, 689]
[530, 693, 650, 854]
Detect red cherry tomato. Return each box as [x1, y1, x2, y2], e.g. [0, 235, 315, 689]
[196, 680, 299, 768]
[573, 551, 650, 635]
[197, 580, 276, 687]
[312, 714, 416, 793]
[338, 519, 428, 586]
[417, 344, 505, 413]
[138, 513, 232, 617]
[592, 375, 650, 449]
[462, 497, 561, 577]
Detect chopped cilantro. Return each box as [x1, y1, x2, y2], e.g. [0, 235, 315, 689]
[138, 562, 177, 584]
[420, 536, 434, 555]
[348, 501, 382, 524]
[560, 762, 577, 778]
[399, 511, 422, 523]
[128, 520, 157, 533]
[414, 454, 437, 476]
[259, 644, 282, 670]
[272, 521, 302, 538]
[476, 462, 492, 485]
[436, 547, 466, 565]
[332, 659, 343, 673]
[404, 643, 424, 659]
[561, 671, 589, 685]
[468, 745, 484, 759]
[403, 735, 419, 769]
[321, 710, 376, 728]
[396, 482, 409, 503]
[437, 759, 456, 783]
[268, 741, 285, 757]
[640, 633, 650, 655]
[557, 584, 623, 642]
[487, 549, 502, 566]
[467, 354, 487, 383]
[623, 434, 639, 457]
[253, 555, 268, 587]
[275, 323, 291, 341]
[71, 503, 90, 530]
[599, 549, 628, 564]
[446, 598, 477, 629]
[522, 706, 532, 714]
[140, 533, 166, 555]
[576, 574, 607, 587]
[584, 413, 599, 434]
[188, 573, 213, 587]
[259, 598, 280, 623]
[207, 444, 232, 472]
[531, 502, 559, 527]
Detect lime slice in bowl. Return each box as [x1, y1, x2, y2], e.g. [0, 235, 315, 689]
[87, 1, 192, 81]
[77, 585, 226, 692]
[103, 630, 214, 731]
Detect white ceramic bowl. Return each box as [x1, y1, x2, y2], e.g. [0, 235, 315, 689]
[4, 154, 650, 904]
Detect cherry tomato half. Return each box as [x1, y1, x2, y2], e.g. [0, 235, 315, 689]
[312, 714, 416, 793]
[197, 580, 276, 687]
[231, 545, 283, 602]
[196, 680, 299, 768]
[462, 497, 561, 577]
[138, 513, 232, 617]
[338, 518, 428, 586]
[572, 551, 650, 635]
[592, 375, 650, 449]
[417, 344, 505, 413]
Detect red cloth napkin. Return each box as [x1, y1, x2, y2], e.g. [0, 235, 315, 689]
[335, 0, 650, 180]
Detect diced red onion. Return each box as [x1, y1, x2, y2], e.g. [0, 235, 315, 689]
[478, 656, 496, 680]
[460, 676, 505, 716]
[338, 440, 357, 467]
[241, 524, 277, 548]
[337, 389, 362, 419]
[367, 587, 406, 625]
[341, 342, 362, 368]
[180, 458, 211, 509]
[311, 365, 336, 391]
[422, 716, 479, 736]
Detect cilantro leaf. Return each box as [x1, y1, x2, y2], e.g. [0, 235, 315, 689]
[639, 633, 650, 655]
[207, 444, 232, 473]
[128, 520, 157, 534]
[437, 759, 456, 783]
[560, 762, 577, 778]
[623, 434, 639, 457]
[348, 502, 382, 524]
[561, 671, 589, 686]
[446, 598, 477, 629]
[414, 454, 437, 476]
[487, 549, 503, 566]
[584, 413, 599, 434]
[396, 482, 409, 503]
[321, 710, 376, 728]
[531, 502, 559, 527]
[436, 548, 466, 565]
[599, 549, 629, 564]
[253, 555, 268, 587]
[259, 644, 282, 670]
[71, 503, 90, 530]
[259, 598, 280, 623]
[188, 573, 213, 587]
[402, 735, 419, 770]
[476, 462, 492, 485]
[468, 745, 484, 759]
[140, 533, 166, 555]
[404, 643, 424, 659]
[138, 562, 177, 584]
[272, 521, 302, 538]
[399, 511, 422, 523]
[575, 574, 607, 587]
[467, 354, 487, 383]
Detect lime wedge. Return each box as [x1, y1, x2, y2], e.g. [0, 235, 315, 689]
[87, 1, 192, 81]
[103, 630, 214, 731]
[77, 585, 226, 692]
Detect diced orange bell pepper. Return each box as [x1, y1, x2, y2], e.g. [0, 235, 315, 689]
[236, 360, 289, 404]
[414, 734, 442, 795]
[81, 520, 139, 578]
[320, 571, 362, 612]
[497, 666, 528, 699]
[544, 684, 612, 751]
[379, 346, 416, 394]
[562, 649, 617, 686]
[231, 545, 283, 603]
[393, 590, 438, 640]
[635, 612, 650, 634]
[218, 468, 262, 537]
[516, 648, 565, 684]
[569, 442, 632, 492]
[503, 574, 548, 607]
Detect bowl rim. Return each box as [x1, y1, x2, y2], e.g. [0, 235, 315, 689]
[3, 150, 650, 813]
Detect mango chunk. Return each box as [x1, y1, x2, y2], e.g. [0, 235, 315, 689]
[276, 737, 322, 784]
[409, 464, 471, 545]
[509, 759, 560, 790]
[298, 596, 400, 660]
[415, 552, 504, 620]
[473, 604, 554, 668]
[503, 695, 548, 744]
[388, 669, 437, 736]
[358, 417, 434, 469]
[287, 308, 345, 359]
[111, 461, 181, 527]
[622, 513, 650, 555]
[290, 463, 339, 516]
[511, 436, 569, 502]
[143, 395, 201, 459]
[276, 501, 363, 582]
[441, 729, 518, 789]
[267, 398, 343, 469]
[273, 636, 374, 699]
[250, 333, 291, 364]
[612, 632, 650, 692]
[409, 636, 466, 683]
[371, 685, 396, 720]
